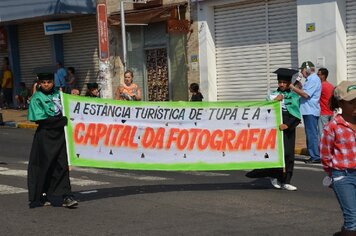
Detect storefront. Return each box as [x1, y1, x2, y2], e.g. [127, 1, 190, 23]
[0, 0, 97, 97]
[198, 0, 356, 101]
[18, 22, 52, 86]
[108, 2, 190, 101]
[198, 0, 298, 101]
[17, 15, 99, 93]
[63, 15, 99, 92]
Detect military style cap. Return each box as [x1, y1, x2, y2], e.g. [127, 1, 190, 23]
[87, 82, 99, 89]
[273, 68, 298, 82]
[334, 81, 356, 101]
[37, 73, 54, 81]
[299, 61, 315, 69]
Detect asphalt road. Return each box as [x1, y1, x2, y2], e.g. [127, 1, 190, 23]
[0, 127, 342, 236]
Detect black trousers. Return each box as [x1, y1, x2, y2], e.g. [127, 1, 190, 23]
[3, 88, 13, 106]
[245, 111, 299, 184]
[27, 126, 71, 202]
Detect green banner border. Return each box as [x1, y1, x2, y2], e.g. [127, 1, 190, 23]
[62, 93, 284, 171]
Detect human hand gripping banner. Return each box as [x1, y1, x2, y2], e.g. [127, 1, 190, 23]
[61, 93, 284, 171]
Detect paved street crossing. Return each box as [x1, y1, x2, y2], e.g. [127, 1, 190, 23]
[0, 161, 324, 196]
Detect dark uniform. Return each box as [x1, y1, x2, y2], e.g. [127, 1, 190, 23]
[246, 68, 301, 189]
[27, 73, 78, 208]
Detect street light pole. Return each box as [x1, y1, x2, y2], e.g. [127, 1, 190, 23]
[120, 1, 127, 71]
[120, 0, 146, 71]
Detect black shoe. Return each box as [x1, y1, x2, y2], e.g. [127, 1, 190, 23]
[62, 196, 78, 208]
[304, 159, 321, 164]
[29, 201, 42, 209]
[40, 194, 51, 207]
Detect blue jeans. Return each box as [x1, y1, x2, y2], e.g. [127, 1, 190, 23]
[318, 115, 332, 139]
[332, 169, 356, 230]
[303, 115, 320, 160]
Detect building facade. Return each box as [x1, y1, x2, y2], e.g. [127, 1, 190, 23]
[106, 0, 197, 101]
[2, 0, 356, 103]
[196, 0, 356, 101]
[0, 0, 99, 97]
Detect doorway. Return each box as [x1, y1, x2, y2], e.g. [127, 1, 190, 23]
[145, 48, 169, 101]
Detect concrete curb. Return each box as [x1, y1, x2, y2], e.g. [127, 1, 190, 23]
[2, 122, 17, 128]
[1, 121, 38, 129]
[295, 147, 309, 156]
[17, 122, 38, 129]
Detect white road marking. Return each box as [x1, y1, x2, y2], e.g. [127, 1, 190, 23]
[294, 166, 323, 172]
[294, 162, 323, 172]
[71, 167, 170, 181]
[79, 190, 98, 194]
[17, 161, 29, 165]
[69, 178, 109, 186]
[0, 184, 27, 195]
[0, 167, 108, 186]
[0, 167, 27, 176]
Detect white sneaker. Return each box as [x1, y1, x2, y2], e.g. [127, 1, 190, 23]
[282, 184, 297, 191]
[269, 178, 281, 189]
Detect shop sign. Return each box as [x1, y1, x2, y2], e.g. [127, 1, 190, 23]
[167, 19, 190, 34]
[97, 3, 109, 61]
[306, 23, 315, 32]
[0, 27, 7, 50]
[44, 21, 72, 35]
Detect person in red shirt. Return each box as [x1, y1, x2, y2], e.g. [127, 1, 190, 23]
[320, 81, 356, 235]
[317, 68, 334, 138]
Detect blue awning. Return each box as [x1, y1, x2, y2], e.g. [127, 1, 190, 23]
[0, 0, 96, 23]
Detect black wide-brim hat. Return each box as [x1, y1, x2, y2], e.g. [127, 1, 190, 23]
[87, 82, 99, 89]
[33, 65, 56, 80]
[37, 73, 54, 81]
[273, 68, 298, 82]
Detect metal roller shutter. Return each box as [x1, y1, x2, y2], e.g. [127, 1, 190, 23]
[214, 0, 297, 101]
[346, 0, 356, 81]
[0, 51, 8, 62]
[268, 0, 298, 89]
[18, 23, 52, 87]
[0, 50, 8, 68]
[63, 15, 99, 93]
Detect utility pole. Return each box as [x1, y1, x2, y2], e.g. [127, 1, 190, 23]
[96, 0, 112, 98]
[120, 0, 147, 71]
[120, 1, 127, 71]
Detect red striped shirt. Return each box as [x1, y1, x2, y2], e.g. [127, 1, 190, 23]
[320, 115, 356, 175]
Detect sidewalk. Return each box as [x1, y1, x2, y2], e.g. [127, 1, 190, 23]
[0, 108, 37, 129]
[0, 108, 309, 156]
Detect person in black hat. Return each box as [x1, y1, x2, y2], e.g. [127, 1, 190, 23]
[85, 82, 99, 97]
[27, 72, 78, 208]
[246, 68, 301, 191]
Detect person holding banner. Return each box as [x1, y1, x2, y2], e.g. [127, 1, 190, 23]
[27, 72, 78, 208]
[115, 70, 142, 101]
[246, 68, 301, 191]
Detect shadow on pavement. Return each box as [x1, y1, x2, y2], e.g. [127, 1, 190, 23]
[75, 179, 275, 203]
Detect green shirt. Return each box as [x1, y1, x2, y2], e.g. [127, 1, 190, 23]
[28, 89, 62, 122]
[268, 89, 301, 120]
